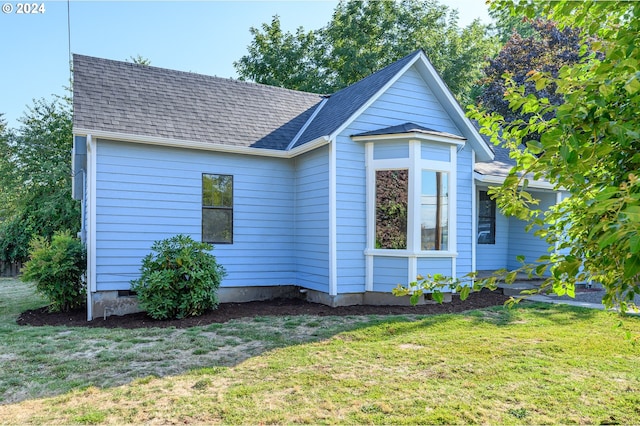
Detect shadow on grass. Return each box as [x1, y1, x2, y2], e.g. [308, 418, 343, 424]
[0, 280, 616, 407]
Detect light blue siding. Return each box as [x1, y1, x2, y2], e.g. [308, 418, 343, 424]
[95, 139, 296, 291]
[294, 147, 330, 292]
[455, 144, 474, 278]
[373, 257, 409, 292]
[335, 133, 367, 293]
[374, 141, 409, 159]
[476, 208, 510, 270]
[421, 141, 450, 162]
[417, 258, 453, 277]
[507, 191, 556, 271]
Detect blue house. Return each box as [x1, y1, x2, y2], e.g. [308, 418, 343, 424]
[72, 50, 560, 320]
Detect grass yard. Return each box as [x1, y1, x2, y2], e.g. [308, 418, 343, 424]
[1, 278, 639, 424]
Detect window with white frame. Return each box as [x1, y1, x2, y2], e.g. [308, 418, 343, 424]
[421, 170, 448, 250]
[375, 169, 408, 249]
[367, 139, 457, 254]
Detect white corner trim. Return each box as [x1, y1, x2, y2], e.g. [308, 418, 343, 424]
[471, 150, 477, 274]
[86, 134, 97, 321]
[72, 128, 330, 159]
[329, 139, 338, 296]
[365, 143, 375, 292]
[286, 97, 329, 151]
[448, 145, 458, 255]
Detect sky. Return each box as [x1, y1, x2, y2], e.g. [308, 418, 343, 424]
[0, 0, 490, 130]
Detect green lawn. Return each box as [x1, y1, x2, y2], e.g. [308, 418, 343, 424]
[1, 278, 639, 424]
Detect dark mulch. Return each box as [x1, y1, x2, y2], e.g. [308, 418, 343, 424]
[16, 289, 510, 329]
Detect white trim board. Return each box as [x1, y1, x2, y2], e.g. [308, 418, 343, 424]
[73, 128, 330, 159]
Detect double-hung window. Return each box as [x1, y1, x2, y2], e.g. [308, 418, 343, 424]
[202, 174, 233, 244]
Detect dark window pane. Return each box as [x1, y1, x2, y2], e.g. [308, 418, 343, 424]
[202, 208, 232, 244]
[421, 171, 448, 250]
[203, 174, 233, 207]
[478, 191, 496, 244]
[375, 170, 408, 249]
[202, 174, 233, 244]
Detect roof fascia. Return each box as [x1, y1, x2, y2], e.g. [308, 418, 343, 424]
[351, 132, 465, 145]
[327, 53, 422, 141]
[474, 171, 556, 190]
[412, 52, 494, 162]
[73, 128, 330, 159]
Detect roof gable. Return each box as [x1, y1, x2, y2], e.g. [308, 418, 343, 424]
[73, 54, 322, 150]
[296, 49, 493, 161]
[293, 50, 419, 148]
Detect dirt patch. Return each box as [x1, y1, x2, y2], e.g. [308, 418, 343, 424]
[16, 289, 510, 329]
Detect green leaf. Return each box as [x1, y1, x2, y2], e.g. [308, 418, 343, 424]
[459, 286, 471, 301]
[432, 291, 444, 304]
[630, 235, 640, 254]
[624, 75, 640, 94]
[622, 206, 640, 223]
[624, 254, 640, 280]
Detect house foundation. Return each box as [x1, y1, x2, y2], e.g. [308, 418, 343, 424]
[89, 286, 452, 320]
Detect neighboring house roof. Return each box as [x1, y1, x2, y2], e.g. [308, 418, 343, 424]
[474, 144, 515, 177]
[352, 122, 466, 141]
[73, 54, 323, 150]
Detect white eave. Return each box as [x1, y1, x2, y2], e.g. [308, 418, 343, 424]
[72, 128, 331, 159]
[474, 171, 556, 190]
[351, 131, 466, 146]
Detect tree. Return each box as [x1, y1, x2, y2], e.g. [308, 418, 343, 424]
[0, 97, 80, 263]
[234, 16, 323, 93]
[478, 18, 584, 128]
[397, 0, 640, 311]
[128, 55, 151, 66]
[235, 0, 499, 104]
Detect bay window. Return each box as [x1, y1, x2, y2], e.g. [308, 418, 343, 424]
[366, 139, 457, 255]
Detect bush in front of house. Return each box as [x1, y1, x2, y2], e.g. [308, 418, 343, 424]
[131, 234, 226, 320]
[21, 230, 87, 312]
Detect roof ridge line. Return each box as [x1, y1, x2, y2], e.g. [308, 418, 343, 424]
[286, 97, 329, 151]
[72, 53, 323, 97]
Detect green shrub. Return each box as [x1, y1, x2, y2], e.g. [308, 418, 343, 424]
[21, 230, 86, 312]
[131, 234, 226, 320]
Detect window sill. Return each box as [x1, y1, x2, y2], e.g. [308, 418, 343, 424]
[364, 249, 458, 258]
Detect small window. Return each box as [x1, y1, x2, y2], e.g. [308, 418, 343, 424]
[478, 190, 496, 244]
[202, 174, 233, 244]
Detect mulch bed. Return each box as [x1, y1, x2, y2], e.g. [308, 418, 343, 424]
[16, 289, 510, 329]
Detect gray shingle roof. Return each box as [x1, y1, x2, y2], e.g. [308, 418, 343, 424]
[293, 50, 421, 148]
[73, 52, 508, 177]
[474, 144, 515, 176]
[352, 122, 466, 140]
[73, 54, 322, 150]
